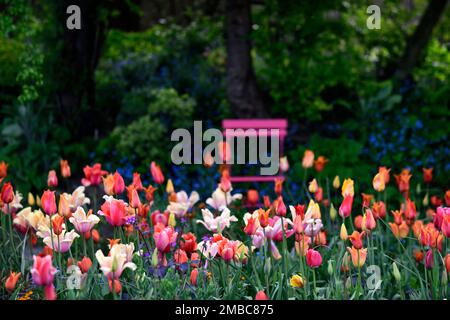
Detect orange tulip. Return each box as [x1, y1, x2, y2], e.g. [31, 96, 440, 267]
[274, 178, 283, 196]
[314, 156, 328, 172]
[60, 159, 71, 178]
[394, 169, 412, 198]
[145, 185, 157, 202]
[413, 250, 424, 263]
[347, 246, 367, 268]
[78, 256, 92, 273]
[391, 210, 403, 225]
[91, 229, 100, 243]
[108, 279, 122, 294]
[126, 186, 141, 208]
[378, 166, 391, 184]
[354, 215, 363, 231]
[444, 254, 450, 273]
[348, 231, 365, 249]
[361, 193, 373, 208]
[246, 189, 259, 207]
[0, 161, 8, 179]
[390, 221, 409, 239]
[371, 201, 386, 219]
[5, 271, 21, 293]
[258, 208, 270, 228]
[51, 215, 64, 235]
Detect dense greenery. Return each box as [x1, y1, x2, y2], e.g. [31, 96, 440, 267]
[0, 0, 449, 196]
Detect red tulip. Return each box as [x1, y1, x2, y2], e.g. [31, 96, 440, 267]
[349, 231, 365, 250]
[1, 182, 14, 204]
[180, 232, 197, 253]
[81, 163, 107, 187]
[113, 171, 125, 195]
[132, 173, 143, 190]
[190, 268, 199, 286]
[41, 190, 57, 215]
[78, 256, 92, 274]
[174, 249, 188, 265]
[51, 215, 64, 235]
[422, 168, 433, 184]
[255, 290, 269, 300]
[306, 249, 322, 268]
[339, 195, 353, 218]
[150, 162, 164, 185]
[0, 161, 8, 179]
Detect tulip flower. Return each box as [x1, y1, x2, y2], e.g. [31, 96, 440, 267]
[166, 190, 199, 218]
[340, 223, 348, 241]
[378, 166, 391, 184]
[279, 156, 289, 172]
[290, 274, 305, 288]
[174, 249, 189, 265]
[0, 161, 8, 178]
[190, 268, 199, 286]
[243, 210, 260, 235]
[197, 208, 238, 233]
[47, 170, 58, 188]
[354, 215, 363, 231]
[402, 198, 417, 221]
[98, 196, 128, 227]
[1, 182, 14, 204]
[314, 156, 328, 172]
[219, 169, 232, 193]
[180, 232, 198, 253]
[153, 223, 178, 253]
[77, 256, 92, 274]
[347, 246, 367, 268]
[41, 190, 57, 215]
[372, 172, 385, 192]
[348, 231, 365, 249]
[51, 215, 65, 235]
[394, 169, 412, 198]
[217, 238, 237, 262]
[150, 161, 164, 184]
[166, 179, 175, 194]
[332, 176, 340, 189]
[372, 201, 386, 219]
[390, 221, 409, 239]
[30, 255, 57, 300]
[362, 208, 376, 231]
[422, 168, 433, 184]
[255, 290, 269, 300]
[246, 189, 259, 207]
[131, 172, 143, 190]
[274, 178, 283, 196]
[43, 230, 79, 253]
[206, 187, 242, 211]
[258, 208, 270, 228]
[103, 174, 115, 196]
[274, 196, 287, 216]
[81, 163, 108, 187]
[339, 195, 353, 218]
[306, 249, 322, 268]
[69, 207, 100, 233]
[444, 254, 450, 273]
[361, 193, 373, 208]
[413, 250, 424, 263]
[302, 150, 314, 169]
[308, 179, 318, 194]
[112, 172, 125, 194]
[60, 159, 71, 178]
[95, 244, 137, 280]
[5, 271, 21, 294]
[425, 249, 434, 269]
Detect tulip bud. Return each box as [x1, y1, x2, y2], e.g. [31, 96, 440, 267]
[392, 262, 401, 282]
[28, 193, 35, 206]
[330, 203, 337, 221]
[166, 179, 174, 194]
[416, 183, 421, 195]
[168, 212, 176, 228]
[422, 193, 429, 207]
[36, 195, 41, 207]
[333, 176, 340, 189]
[340, 223, 348, 241]
[151, 249, 158, 267]
[327, 260, 334, 276]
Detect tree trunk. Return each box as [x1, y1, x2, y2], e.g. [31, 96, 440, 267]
[226, 0, 268, 118]
[394, 0, 448, 81]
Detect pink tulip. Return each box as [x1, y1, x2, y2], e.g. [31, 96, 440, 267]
[41, 190, 57, 215]
[153, 223, 177, 253]
[339, 195, 353, 218]
[99, 196, 128, 227]
[255, 290, 269, 300]
[306, 249, 322, 268]
[31, 255, 57, 287]
[47, 170, 58, 188]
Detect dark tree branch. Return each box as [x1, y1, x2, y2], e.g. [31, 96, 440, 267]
[394, 0, 449, 81]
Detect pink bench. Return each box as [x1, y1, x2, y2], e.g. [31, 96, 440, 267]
[222, 119, 288, 183]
